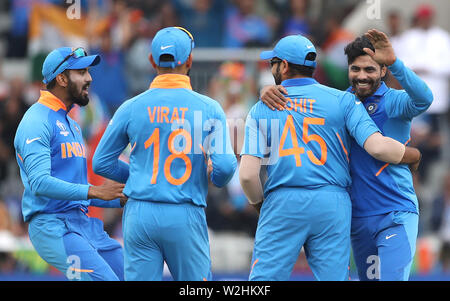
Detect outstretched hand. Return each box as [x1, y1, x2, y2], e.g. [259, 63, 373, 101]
[363, 29, 397, 66]
[260, 85, 288, 111]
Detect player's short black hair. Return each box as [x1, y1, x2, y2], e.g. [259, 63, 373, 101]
[344, 35, 376, 65]
[287, 52, 316, 77]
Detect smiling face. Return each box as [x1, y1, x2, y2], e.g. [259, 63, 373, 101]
[348, 55, 386, 101]
[66, 68, 92, 107]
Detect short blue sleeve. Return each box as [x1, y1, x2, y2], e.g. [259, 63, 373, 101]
[341, 92, 380, 148]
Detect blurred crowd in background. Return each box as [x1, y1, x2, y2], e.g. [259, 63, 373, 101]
[0, 0, 449, 279]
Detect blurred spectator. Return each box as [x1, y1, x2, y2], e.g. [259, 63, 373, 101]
[386, 10, 403, 50]
[173, 0, 226, 47]
[395, 4, 450, 169]
[6, 0, 71, 58]
[151, 1, 179, 30]
[6, 0, 32, 58]
[0, 78, 29, 183]
[124, 18, 157, 97]
[205, 166, 258, 237]
[383, 10, 404, 90]
[89, 29, 129, 115]
[430, 172, 450, 271]
[223, 0, 272, 48]
[280, 0, 311, 37]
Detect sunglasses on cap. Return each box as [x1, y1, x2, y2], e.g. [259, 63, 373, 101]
[52, 47, 87, 74]
[174, 26, 195, 52]
[269, 58, 283, 67]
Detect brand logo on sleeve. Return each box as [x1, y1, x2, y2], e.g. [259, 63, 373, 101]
[26, 137, 41, 144]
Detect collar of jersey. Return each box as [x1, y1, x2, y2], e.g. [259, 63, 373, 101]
[346, 81, 389, 99]
[281, 77, 318, 87]
[38, 90, 67, 112]
[149, 74, 192, 90]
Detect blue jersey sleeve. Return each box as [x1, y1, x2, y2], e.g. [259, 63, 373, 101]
[341, 92, 380, 148]
[14, 115, 90, 200]
[206, 102, 237, 187]
[92, 100, 131, 184]
[385, 58, 434, 119]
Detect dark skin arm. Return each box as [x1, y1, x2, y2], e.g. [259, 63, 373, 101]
[399, 146, 422, 172]
[251, 201, 263, 215]
[260, 85, 288, 110]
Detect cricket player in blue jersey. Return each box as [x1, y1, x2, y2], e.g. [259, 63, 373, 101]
[92, 27, 237, 281]
[14, 47, 127, 281]
[240, 34, 422, 281]
[260, 29, 432, 281]
[344, 30, 433, 281]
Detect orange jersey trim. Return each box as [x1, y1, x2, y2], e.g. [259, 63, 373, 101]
[250, 258, 259, 276]
[375, 138, 411, 177]
[335, 132, 349, 162]
[149, 74, 192, 90]
[38, 90, 67, 112]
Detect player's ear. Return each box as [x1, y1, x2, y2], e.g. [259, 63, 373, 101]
[380, 64, 387, 78]
[55, 71, 68, 88]
[149, 54, 157, 69]
[185, 54, 193, 69]
[281, 59, 289, 76]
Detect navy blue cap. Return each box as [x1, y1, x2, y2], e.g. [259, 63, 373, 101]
[260, 35, 317, 68]
[151, 27, 194, 69]
[42, 47, 100, 84]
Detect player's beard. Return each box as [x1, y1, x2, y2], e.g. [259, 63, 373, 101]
[351, 77, 381, 101]
[67, 78, 90, 107]
[273, 64, 282, 85]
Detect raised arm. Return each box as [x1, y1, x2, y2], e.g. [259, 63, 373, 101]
[364, 29, 433, 118]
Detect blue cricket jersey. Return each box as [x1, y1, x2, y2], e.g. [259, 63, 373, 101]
[14, 91, 121, 222]
[241, 77, 380, 197]
[92, 74, 237, 207]
[349, 58, 433, 217]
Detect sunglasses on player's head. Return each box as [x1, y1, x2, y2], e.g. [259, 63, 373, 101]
[174, 26, 195, 52]
[52, 47, 87, 74]
[269, 58, 283, 67]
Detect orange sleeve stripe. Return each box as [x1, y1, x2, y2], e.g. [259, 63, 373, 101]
[130, 141, 137, 153]
[335, 132, 349, 162]
[375, 163, 389, 177]
[250, 258, 259, 276]
[375, 138, 411, 177]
